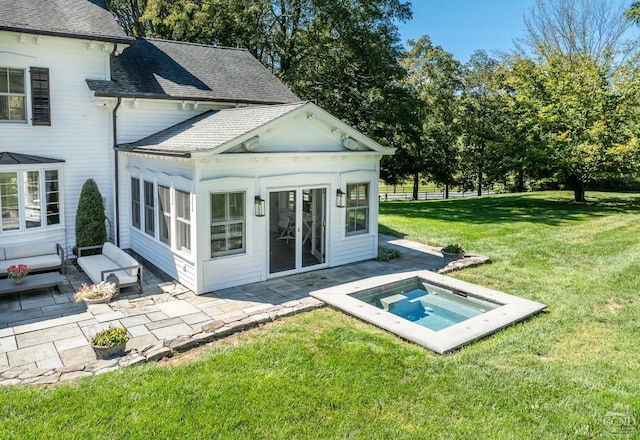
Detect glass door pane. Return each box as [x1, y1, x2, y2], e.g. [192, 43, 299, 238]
[302, 188, 326, 268]
[269, 190, 297, 274]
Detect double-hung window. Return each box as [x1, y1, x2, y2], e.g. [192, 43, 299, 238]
[143, 180, 154, 236]
[131, 177, 141, 229]
[130, 177, 191, 254]
[210, 192, 245, 257]
[158, 185, 171, 244]
[0, 167, 62, 233]
[0, 67, 26, 122]
[346, 183, 369, 235]
[175, 189, 191, 253]
[0, 66, 50, 125]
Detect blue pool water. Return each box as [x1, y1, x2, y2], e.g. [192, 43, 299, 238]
[353, 281, 499, 331]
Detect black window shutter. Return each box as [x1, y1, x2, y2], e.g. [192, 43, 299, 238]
[30, 67, 51, 126]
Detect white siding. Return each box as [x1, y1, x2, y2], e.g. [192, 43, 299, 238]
[122, 152, 382, 294]
[118, 153, 197, 289]
[130, 228, 196, 289]
[1, 31, 117, 253]
[193, 154, 380, 294]
[116, 99, 233, 144]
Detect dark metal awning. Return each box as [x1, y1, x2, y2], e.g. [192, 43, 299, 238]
[0, 152, 65, 165]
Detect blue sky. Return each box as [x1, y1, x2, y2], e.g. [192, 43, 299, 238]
[398, 1, 538, 63]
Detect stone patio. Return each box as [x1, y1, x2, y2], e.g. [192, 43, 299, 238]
[0, 235, 489, 385]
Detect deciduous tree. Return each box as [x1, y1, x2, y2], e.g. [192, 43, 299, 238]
[399, 36, 462, 199]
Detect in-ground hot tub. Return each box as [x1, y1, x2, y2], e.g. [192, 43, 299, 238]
[311, 270, 546, 354]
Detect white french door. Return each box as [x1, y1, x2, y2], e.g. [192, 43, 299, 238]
[268, 187, 327, 275]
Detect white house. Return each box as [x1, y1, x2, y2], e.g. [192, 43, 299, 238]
[1, 0, 394, 294]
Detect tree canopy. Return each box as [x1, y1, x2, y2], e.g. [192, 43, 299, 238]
[106, 0, 640, 202]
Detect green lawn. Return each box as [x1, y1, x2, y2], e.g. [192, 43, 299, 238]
[2, 191, 639, 439]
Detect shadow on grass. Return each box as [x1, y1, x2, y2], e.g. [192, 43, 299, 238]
[378, 192, 640, 227]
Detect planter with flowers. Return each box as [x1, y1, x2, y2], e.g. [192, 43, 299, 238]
[6, 264, 31, 284]
[74, 281, 117, 304]
[89, 327, 129, 359]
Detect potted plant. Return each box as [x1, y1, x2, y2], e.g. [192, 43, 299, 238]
[7, 264, 31, 284]
[74, 281, 117, 304]
[89, 327, 129, 359]
[441, 243, 465, 260]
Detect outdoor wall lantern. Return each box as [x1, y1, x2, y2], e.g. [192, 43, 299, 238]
[336, 189, 346, 208]
[255, 196, 266, 217]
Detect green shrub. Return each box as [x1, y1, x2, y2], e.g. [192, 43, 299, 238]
[75, 178, 107, 252]
[376, 246, 400, 261]
[442, 243, 464, 254]
[90, 327, 129, 347]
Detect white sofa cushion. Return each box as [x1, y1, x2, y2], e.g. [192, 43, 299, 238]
[1, 254, 63, 275]
[77, 247, 139, 286]
[5, 242, 57, 260]
[115, 250, 139, 277]
[102, 242, 120, 262]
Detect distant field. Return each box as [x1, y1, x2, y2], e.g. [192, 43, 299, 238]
[1, 191, 639, 439]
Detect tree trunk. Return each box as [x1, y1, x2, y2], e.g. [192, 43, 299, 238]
[477, 167, 483, 197]
[573, 179, 586, 203]
[517, 169, 525, 192]
[445, 184, 449, 199]
[412, 171, 419, 200]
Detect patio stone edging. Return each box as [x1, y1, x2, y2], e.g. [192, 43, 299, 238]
[438, 253, 490, 274]
[0, 297, 324, 387]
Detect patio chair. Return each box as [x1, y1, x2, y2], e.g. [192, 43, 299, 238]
[277, 209, 295, 243]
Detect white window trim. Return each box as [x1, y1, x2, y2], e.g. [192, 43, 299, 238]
[210, 191, 247, 258]
[128, 170, 193, 257]
[158, 184, 171, 245]
[345, 182, 370, 236]
[0, 53, 36, 126]
[174, 188, 192, 255]
[130, 176, 141, 230]
[0, 66, 28, 124]
[0, 165, 64, 234]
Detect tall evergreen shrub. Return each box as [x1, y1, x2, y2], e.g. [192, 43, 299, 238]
[75, 179, 107, 251]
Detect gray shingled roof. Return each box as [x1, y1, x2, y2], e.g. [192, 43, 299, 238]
[118, 103, 305, 155]
[0, 0, 133, 44]
[87, 38, 300, 104]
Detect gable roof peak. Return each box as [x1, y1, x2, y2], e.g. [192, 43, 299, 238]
[117, 101, 394, 157]
[141, 37, 249, 53]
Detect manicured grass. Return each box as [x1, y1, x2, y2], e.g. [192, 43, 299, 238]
[2, 191, 640, 439]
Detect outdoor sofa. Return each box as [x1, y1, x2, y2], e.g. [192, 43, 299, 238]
[77, 242, 143, 293]
[0, 242, 65, 277]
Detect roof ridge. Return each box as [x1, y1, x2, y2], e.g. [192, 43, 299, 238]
[218, 102, 308, 112]
[141, 37, 250, 52]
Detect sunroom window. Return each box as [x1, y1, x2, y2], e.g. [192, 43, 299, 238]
[143, 180, 154, 236]
[0, 167, 62, 233]
[210, 192, 245, 257]
[176, 189, 191, 253]
[130, 177, 191, 254]
[158, 184, 171, 245]
[346, 182, 369, 235]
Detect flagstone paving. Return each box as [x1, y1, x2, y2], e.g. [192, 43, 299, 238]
[0, 235, 489, 385]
